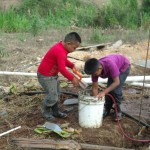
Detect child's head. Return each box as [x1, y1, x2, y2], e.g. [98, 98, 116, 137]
[63, 32, 81, 53]
[84, 58, 102, 76]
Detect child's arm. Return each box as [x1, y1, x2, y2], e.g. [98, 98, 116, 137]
[66, 59, 74, 69]
[56, 53, 75, 81]
[92, 82, 99, 96]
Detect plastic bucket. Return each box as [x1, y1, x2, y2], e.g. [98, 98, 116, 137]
[78, 90, 105, 128]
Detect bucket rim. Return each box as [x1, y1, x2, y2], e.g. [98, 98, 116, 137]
[79, 99, 105, 105]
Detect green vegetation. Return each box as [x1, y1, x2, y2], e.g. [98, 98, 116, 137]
[141, 0, 150, 29]
[0, 0, 149, 33]
[0, 45, 9, 58]
[90, 28, 113, 43]
[94, 0, 139, 29]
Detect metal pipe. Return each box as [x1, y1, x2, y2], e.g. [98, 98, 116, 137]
[122, 111, 150, 128]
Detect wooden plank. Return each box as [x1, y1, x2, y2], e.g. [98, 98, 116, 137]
[11, 138, 81, 150]
[68, 56, 84, 61]
[80, 143, 134, 150]
[11, 138, 135, 150]
[76, 43, 111, 51]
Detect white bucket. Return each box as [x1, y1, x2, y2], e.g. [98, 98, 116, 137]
[78, 90, 105, 128]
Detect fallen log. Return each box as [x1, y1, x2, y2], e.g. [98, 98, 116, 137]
[11, 138, 135, 150]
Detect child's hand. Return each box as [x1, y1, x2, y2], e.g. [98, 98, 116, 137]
[73, 65, 81, 72]
[97, 91, 105, 100]
[72, 77, 80, 87]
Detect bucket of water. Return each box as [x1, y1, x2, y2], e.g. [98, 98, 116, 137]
[78, 90, 105, 128]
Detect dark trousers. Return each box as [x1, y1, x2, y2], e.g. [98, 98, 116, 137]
[37, 72, 59, 107]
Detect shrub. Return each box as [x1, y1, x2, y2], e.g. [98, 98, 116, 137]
[93, 0, 139, 29]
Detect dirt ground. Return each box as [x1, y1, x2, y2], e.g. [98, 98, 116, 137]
[0, 29, 150, 150]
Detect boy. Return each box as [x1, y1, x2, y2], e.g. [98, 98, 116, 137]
[84, 54, 131, 121]
[37, 32, 81, 120]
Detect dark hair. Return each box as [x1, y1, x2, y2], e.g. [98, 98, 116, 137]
[84, 58, 100, 74]
[64, 32, 81, 43]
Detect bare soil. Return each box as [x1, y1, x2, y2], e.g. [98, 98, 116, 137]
[0, 29, 150, 150]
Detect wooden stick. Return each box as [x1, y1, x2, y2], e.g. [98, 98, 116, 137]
[11, 138, 134, 150]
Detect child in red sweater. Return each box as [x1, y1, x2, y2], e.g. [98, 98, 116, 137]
[37, 32, 81, 120]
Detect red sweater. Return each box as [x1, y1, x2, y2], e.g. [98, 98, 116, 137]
[38, 41, 74, 81]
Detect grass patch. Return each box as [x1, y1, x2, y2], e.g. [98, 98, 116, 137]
[0, 0, 149, 34]
[0, 45, 9, 58]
